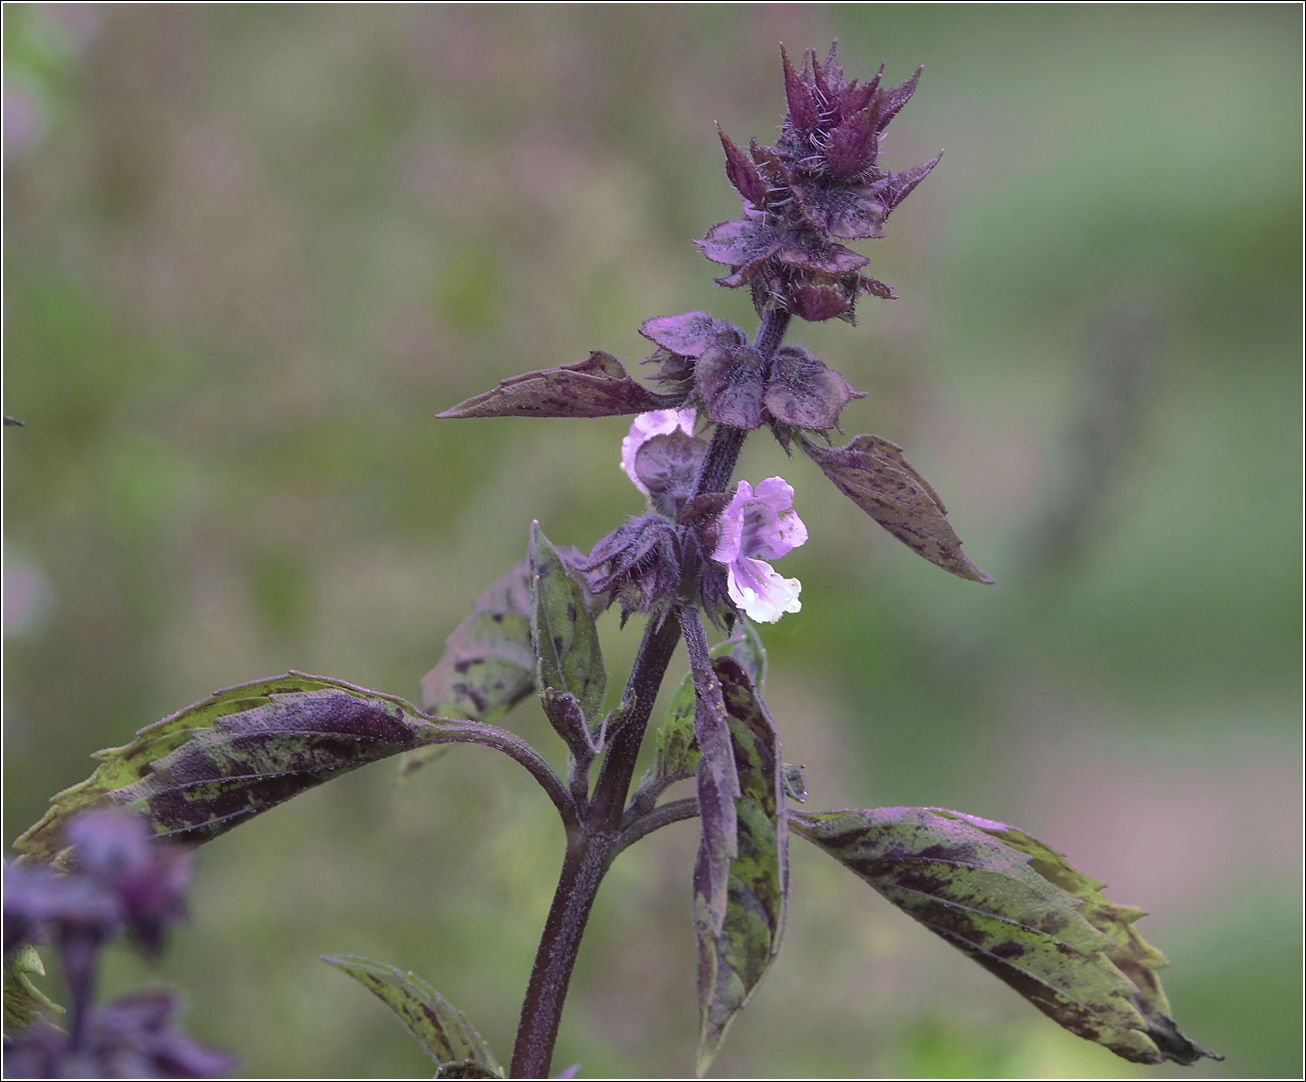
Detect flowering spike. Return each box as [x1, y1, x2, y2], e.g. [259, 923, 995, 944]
[699, 45, 935, 321]
[781, 46, 820, 133]
[717, 125, 769, 207]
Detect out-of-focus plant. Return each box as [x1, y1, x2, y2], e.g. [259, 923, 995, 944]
[6, 43, 1221, 1079]
[3, 809, 234, 1078]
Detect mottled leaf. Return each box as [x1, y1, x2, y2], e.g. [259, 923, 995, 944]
[694, 657, 788, 1077]
[790, 806, 1221, 1066]
[802, 434, 992, 583]
[323, 955, 503, 1076]
[14, 674, 548, 861]
[436, 351, 681, 419]
[531, 523, 606, 726]
[412, 547, 601, 778]
[3, 944, 62, 1030]
[781, 763, 807, 803]
[419, 558, 535, 724]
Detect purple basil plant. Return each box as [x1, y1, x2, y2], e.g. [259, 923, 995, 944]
[6, 44, 1221, 1079]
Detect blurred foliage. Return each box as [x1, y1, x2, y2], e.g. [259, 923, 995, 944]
[3, 5, 1300, 1079]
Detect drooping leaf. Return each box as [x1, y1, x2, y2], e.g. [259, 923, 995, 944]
[323, 955, 503, 1076]
[790, 806, 1221, 1066]
[694, 657, 788, 1077]
[3, 944, 63, 1030]
[801, 434, 993, 583]
[530, 523, 606, 726]
[436, 351, 682, 419]
[14, 674, 550, 862]
[679, 610, 741, 940]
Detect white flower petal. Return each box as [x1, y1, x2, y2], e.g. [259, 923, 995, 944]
[726, 556, 802, 624]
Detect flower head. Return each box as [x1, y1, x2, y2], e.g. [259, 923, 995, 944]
[711, 478, 808, 623]
[699, 42, 940, 323]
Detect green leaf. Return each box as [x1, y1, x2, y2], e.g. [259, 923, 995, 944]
[653, 671, 700, 785]
[13, 673, 523, 862]
[790, 806, 1221, 1066]
[530, 523, 606, 725]
[3, 944, 63, 1030]
[323, 954, 503, 1076]
[695, 657, 788, 1077]
[709, 618, 767, 693]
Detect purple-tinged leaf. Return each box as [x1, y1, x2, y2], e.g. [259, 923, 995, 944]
[436, 351, 681, 419]
[14, 674, 573, 861]
[875, 151, 943, 218]
[695, 344, 767, 430]
[874, 65, 924, 132]
[695, 219, 783, 280]
[763, 347, 864, 430]
[324, 955, 503, 1076]
[639, 312, 744, 359]
[580, 514, 680, 622]
[802, 434, 993, 582]
[530, 524, 607, 727]
[790, 807, 1222, 1067]
[419, 559, 535, 724]
[781, 45, 820, 133]
[651, 671, 700, 787]
[717, 125, 768, 206]
[679, 609, 740, 938]
[695, 657, 788, 1077]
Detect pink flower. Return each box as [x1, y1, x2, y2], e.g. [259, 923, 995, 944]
[711, 478, 808, 623]
[620, 408, 698, 493]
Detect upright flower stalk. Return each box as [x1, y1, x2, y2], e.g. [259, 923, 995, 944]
[13, 40, 1218, 1082]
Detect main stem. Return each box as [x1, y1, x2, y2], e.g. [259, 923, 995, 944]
[509, 305, 791, 1078]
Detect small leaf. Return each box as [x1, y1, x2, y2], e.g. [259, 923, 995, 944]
[436, 351, 682, 419]
[695, 658, 788, 1077]
[763, 347, 864, 431]
[639, 311, 744, 360]
[531, 523, 607, 726]
[801, 434, 992, 583]
[717, 125, 768, 207]
[781, 763, 807, 803]
[652, 671, 700, 785]
[14, 674, 539, 861]
[323, 955, 503, 1076]
[790, 806, 1221, 1066]
[3, 944, 63, 1030]
[695, 344, 767, 430]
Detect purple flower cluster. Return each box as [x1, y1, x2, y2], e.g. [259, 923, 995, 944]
[701, 43, 941, 323]
[3, 810, 235, 1079]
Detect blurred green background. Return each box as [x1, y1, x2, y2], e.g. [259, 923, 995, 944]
[3, 4, 1300, 1078]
